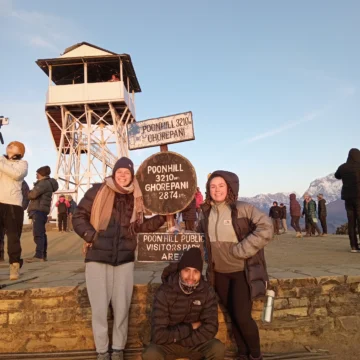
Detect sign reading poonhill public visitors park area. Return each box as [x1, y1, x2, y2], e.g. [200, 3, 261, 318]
[129, 111, 200, 262]
[136, 151, 197, 215]
[127, 111, 194, 150]
[137, 233, 203, 262]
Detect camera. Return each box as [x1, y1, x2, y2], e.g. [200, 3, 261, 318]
[0, 116, 9, 144]
[0, 116, 9, 126]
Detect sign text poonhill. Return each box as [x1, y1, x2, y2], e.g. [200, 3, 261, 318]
[127, 111, 194, 150]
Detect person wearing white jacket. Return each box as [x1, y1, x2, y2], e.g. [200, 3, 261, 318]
[0, 141, 28, 280]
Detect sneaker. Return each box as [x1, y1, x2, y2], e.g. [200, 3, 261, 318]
[9, 263, 20, 281]
[25, 257, 45, 263]
[111, 350, 124, 360]
[97, 353, 110, 360]
[350, 248, 360, 253]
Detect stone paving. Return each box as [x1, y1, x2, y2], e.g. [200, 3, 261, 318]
[0, 231, 359, 290]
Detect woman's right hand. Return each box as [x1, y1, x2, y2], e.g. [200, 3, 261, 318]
[82, 242, 93, 257]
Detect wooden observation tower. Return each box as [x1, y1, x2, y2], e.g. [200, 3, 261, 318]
[36, 42, 140, 200]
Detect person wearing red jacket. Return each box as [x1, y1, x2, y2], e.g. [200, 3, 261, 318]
[195, 187, 204, 219]
[56, 195, 70, 232]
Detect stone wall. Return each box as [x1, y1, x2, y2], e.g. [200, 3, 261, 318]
[0, 275, 359, 354]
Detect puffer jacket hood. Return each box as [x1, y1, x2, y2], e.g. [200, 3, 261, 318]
[347, 148, 360, 164]
[49, 178, 59, 192]
[289, 193, 301, 217]
[207, 170, 239, 200]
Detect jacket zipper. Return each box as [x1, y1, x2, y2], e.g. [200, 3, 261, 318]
[215, 205, 220, 245]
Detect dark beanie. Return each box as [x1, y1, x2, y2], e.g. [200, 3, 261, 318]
[112, 157, 134, 178]
[37, 166, 51, 177]
[178, 248, 203, 273]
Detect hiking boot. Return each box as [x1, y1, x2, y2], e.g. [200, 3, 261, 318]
[25, 256, 45, 263]
[9, 263, 20, 281]
[111, 350, 124, 360]
[97, 353, 110, 360]
[295, 232, 302, 238]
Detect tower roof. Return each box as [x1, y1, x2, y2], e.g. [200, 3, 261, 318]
[36, 42, 141, 93]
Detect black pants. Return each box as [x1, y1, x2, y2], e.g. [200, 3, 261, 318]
[33, 211, 48, 259]
[0, 227, 5, 259]
[319, 216, 327, 234]
[58, 213, 67, 231]
[345, 200, 360, 249]
[290, 216, 301, 232]
[142, 339, 225, 360]
[0, 203, 23, 265]
[306, 217, 321, 235]
[272, 218, 280, 235]
[215, 271, 261, 358]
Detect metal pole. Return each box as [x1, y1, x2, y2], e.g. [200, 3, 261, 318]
[48, 65, 52, 86]
[120, 59, 123, 82]
[160, 144, 175, 229]
[84, 62, 88, 83]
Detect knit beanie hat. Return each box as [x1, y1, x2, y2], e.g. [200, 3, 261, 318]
[8, 141, 25, 158]
[178, 247, 203, 273]
[112, 157, 134, 178]
[36, 166, 51, 177]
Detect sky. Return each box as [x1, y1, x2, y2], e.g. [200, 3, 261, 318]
[1, 0, 360, 197]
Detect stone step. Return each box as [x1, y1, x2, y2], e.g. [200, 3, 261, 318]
[0, 350, 334, 360]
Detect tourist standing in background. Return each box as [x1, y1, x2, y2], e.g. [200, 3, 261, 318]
[195, 187, 204, 220]
[279, 203, 287, 234]
[181, 197, 197, 231]
[56, 195, 70, 233]
[302, 193, 321, 237]
[269, 201, 281, 236]
[66, 195, 77, 232]
[317, 194, 327, 236]
[335, 148, 360, 252]
[26, 166, 58, 263]
[0, 141, 28, 279]
[289, 193, 302, 238]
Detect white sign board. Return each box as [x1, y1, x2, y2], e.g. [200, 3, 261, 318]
[127, 111, 194, 150]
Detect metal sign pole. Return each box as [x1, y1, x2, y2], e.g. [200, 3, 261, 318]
[160, 144, 175, 230]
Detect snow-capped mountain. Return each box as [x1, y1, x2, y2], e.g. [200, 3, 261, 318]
[239, 192, 298, 214]
[302, 173, 341, 203]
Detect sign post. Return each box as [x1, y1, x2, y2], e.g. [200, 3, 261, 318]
[128, 111, 200, 262]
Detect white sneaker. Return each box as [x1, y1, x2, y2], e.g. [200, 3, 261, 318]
[111, 351, 124, 360]
[97, 353, 110, 360]
[10, 263, 20, 281]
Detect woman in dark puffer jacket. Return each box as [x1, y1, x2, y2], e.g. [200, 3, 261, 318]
[198, 170, 273, 360]
[73, 157, 165, 360]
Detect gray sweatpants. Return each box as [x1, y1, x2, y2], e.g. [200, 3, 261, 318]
[86, 261, 134, 354]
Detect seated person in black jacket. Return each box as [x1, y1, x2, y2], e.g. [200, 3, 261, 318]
[142, 247, 225, 360]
